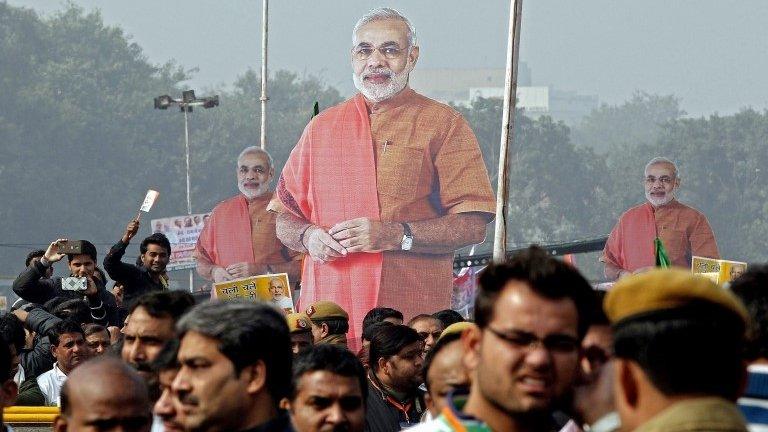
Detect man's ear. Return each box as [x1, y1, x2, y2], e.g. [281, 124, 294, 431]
[615, 358, 639, 410]
[320, 323, 330, 339]
[408, 45, 420, 66]
[461, 326, 482, 371]
[243, 360, 268, 396]
[53, 415, 68, 432]
[376, 357, 389, 376]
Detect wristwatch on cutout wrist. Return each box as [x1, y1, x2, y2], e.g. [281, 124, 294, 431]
[400, 223, 413, 251]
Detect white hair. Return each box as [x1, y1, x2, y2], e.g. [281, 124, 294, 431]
[645, 157, 679, 178]
[237, 146, 273, 169]
[352, 8, 417, 47]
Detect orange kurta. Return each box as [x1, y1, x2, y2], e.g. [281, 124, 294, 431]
[274, 88, 495, 346]
[601, 200, 719, 280]
[195, 193, 299, 281]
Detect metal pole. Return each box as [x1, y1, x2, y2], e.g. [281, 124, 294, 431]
[260, 0, 269, 150]
[492, 0, 524, 262]
[183, 108, 194, 292]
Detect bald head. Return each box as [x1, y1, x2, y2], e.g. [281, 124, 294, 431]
[56, 357, 152, 432]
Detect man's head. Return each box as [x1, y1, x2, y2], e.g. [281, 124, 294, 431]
[55, 356, 152, 432]
[0, 313, 26, 379]
[305, 301, 349, 345]
[173, 301, 292, 432]
[573, 290, 615, 427]
[237, 147, 274, 199]
[122, 291, 195, 376]
[151, 339, 185, 432]
[139, 233, 171, 275]
[66, 240, 98, 278]
[362, 308, 402, 344]
[643, 157, 680, 207]
[466, 246, 595, 421]
[269, 277, 288, 299]
[83, 324, 111, 356]
[369, 324, 424, 393]
[432, 309, 465, 329]
[351, 8, 419, 102]
[0, 333, 18, 417]
[423, 331, 471, 417]
[287, 345, 367, 432]
[287, 313, 314, 356]
[27, 249, 54, 277]
[605, 269, 748, 431]
[731, 264, 768, 363]
[53, 299, 92, 325]
[49, 320, 91, 375]
[408, 314, 444, 354]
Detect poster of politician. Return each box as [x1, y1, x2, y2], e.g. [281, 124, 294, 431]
[213, 273, 294, 313]
[151, 213, 210, 271]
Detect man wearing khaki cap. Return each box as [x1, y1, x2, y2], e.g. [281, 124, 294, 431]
[605, 269, 750, 432]
[305, 301, 350, 348]
[286, 312, 314, 355]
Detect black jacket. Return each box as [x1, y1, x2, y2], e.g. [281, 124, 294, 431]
[12, 261, 118, 326]
[19, 308, 61, 379]
[364, 375, 425, 432]
[103, 240, 166, 309]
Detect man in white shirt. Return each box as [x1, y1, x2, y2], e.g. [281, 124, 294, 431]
[37, 320, 92, 406]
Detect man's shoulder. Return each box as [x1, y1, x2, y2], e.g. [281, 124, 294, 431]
[210, 194, 250, 214]
[403, 418, 455, 432]
[410, 91, 463, 116]
[35, 368, 55, 385]
[669, 200, 707, 218]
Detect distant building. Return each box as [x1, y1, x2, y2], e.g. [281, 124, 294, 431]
[410, 64, 598, 125]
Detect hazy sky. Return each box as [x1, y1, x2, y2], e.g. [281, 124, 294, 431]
[8, 0, 768, 116]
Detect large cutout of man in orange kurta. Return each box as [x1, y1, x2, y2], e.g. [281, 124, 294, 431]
[195, 147, 301, 294]
[601, 157, 719, 280]
[269, 8, 495, 348]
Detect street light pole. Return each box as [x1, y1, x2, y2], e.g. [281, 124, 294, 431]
[260, 0, 269, 150]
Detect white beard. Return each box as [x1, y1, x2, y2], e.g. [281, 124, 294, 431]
[239, 182, 269, 199]
[353, 63, 412, 102]
[646, 190, 675, 207]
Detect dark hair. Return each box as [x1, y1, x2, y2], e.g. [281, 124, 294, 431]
[150, 339, 180, 373]
[432, 309, 465, 328]
[93, 267, 108, 284]
[362, 307, 403, 333]
[43, 296, 69, 313]
[129, 290, 195, 321]
[66, 240, 97, 263]
[591, 290, 610, 327]
[0, 334, 13, 381]
[140, 233, 172, 256]
[423, 332, 462, 393]
[407, 314, 440, 327]
[0, 313, 26, 352]
[311, 318, 349, 336]
[25, 250, 46, 267]
[83, 323, 109, 339]
[474, 246, 596, 338]
[49, 320, 86, 347]
[613, 303, 745, 400]
[53, 299, 92, 324]
[291, 344, 367, 402]
[177, 301, 292, 403]
[369, 324, 421, 372]
[730, 264, 768, 361]
[363, 321, 395, 344]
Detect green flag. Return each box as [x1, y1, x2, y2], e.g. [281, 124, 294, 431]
[655, 237, 671, 268]
[311, 101, 320, 119]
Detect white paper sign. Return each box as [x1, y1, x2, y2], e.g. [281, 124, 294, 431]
[140, 190, 160, 213]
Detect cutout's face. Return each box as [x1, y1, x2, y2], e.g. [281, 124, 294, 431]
[237, 152, 273, 199]
[288, 371, 365, 432]
[465, 281, 580, 416]
[269, 280, 286, 298]
[351, 19, 419, 102]
[644, 162, 679, 207]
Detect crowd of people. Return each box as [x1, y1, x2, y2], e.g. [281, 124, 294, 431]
[0, 246, 766, 432]
[1, 5, 763, 432]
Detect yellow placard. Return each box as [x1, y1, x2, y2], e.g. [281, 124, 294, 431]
[692, 256, 748, 285]
[214, 273, 294, 313]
